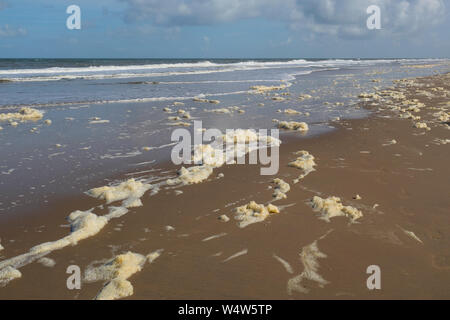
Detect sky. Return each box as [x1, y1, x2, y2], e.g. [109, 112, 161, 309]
[0, 0, 449, 59]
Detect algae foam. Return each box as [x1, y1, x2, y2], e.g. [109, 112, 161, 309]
[0, 266, 22, 287]
[85, 249, 162, 300]
[287, 233, 331, 295]
[276, 121, 309, 132]
[234, 201, 279, 228]
[250, 85, 287, 93]
[272, 178, 290, 200]
[87, 179, 152, 208]
[310, 196, 362, 223]
[166, 165, 214, 186]
[0, 107, 43, 123]
[289, 151, 316, 183]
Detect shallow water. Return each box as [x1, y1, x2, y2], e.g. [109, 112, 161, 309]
[0, 58, 449, 216]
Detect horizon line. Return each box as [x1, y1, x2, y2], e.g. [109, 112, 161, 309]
[0, 57, 448, 60]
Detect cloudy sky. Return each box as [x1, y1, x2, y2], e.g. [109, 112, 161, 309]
[0, 0, 449, 58]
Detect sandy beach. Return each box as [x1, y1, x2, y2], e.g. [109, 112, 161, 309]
[0, 68, 449, 299]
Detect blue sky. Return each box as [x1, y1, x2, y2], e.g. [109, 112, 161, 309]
[0, 0, 449, 58]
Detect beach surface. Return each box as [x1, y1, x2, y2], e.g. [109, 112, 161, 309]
[0, 61, 449, 299]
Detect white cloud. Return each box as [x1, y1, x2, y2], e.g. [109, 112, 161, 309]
[120, 0, 296, 25]
[0, 25, 27, 37]
[119, 0, 446, 38]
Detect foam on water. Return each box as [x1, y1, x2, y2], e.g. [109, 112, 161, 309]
[287, 240, 328, 294]
[272, 178, 291, 200]
[87, 178, 153, 208]
[234, 201, 280, 228]
[0, 178, 154, 286]
[287, 230, 332, 295]
[84, 250, 162, 300]
[310, 196, 363, 223]
[273, 254, 294, 274]
[0, 125, 283, 286]
[289, 151, 317, 183]
[222, 249, 248, 263]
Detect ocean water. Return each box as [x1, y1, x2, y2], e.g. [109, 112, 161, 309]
[0, 58, 449, 215]
[0, 58, 446, 108]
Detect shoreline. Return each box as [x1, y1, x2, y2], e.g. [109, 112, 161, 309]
[0, 71, 449, 299]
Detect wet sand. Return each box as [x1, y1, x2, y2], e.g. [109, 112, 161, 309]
[0, 72, 449, 299]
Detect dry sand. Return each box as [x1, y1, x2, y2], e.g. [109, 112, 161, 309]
[0, 73, 449, 299]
